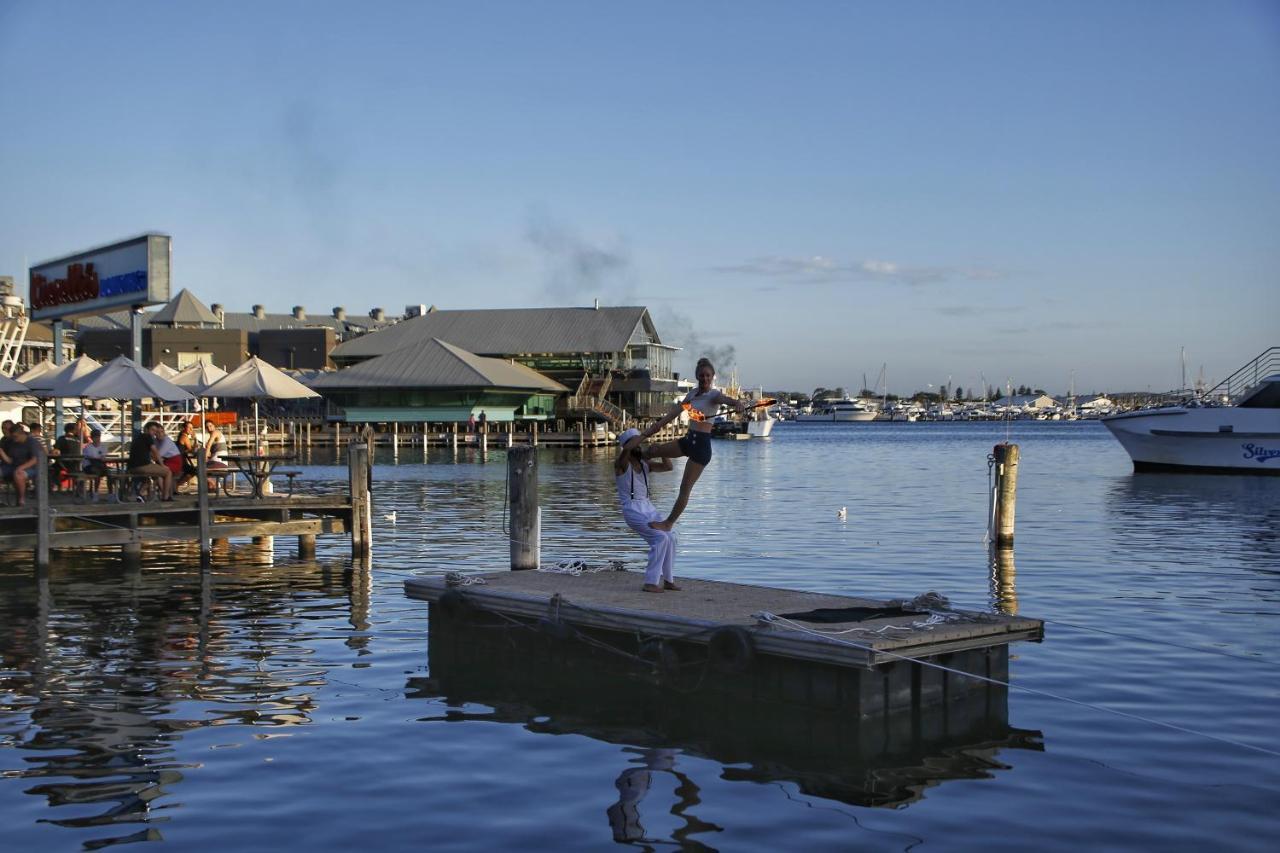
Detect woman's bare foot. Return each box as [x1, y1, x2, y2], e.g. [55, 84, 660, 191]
[663, 581, 681, 591]
[648, 519, 673, 531]
[642, 583, 664, 593]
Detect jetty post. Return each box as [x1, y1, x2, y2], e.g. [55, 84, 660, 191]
[35, 444, 51, 568]
[506, 445, 539, 570]
[531, 420, 538, 447]
[196, 448, 211, 558]
[992, 443, 1020, 546]
[348, 442, 372, 559]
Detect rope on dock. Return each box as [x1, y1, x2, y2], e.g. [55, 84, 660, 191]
[536, 559, 628, 576]
[752, 611, 1280, 760]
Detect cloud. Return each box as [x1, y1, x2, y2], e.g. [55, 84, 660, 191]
[713, 255, 1004, 287]
[526, 211, 632, 303]
[937, 304, 1024, 317]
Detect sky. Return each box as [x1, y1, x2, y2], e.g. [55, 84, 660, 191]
[1, 1, 1277, 395]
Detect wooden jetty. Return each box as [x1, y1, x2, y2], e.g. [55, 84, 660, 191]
[406, 570, 1043, 718]
[1, 445, 372, 566]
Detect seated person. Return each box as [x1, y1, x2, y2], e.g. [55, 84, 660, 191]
[155, 427, 190, 488]
[81, 429, 110, 494]
[52, 423, 83, 488]
[127, 421, 174, 501]
[0, 423, 41, 507]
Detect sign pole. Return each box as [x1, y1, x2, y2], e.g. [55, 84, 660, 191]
[131, 306, 144, 427]
[52, 319, 64, 436]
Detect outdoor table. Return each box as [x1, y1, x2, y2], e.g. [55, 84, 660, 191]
[223, 455, 295, 499]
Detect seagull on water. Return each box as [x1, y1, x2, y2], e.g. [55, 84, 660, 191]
[837, 507, 847, 521]
[383, 511, 397, 523]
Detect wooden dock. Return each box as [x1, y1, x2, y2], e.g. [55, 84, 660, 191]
[406, 570, 1043, 719]
[1, 444, 372, 566]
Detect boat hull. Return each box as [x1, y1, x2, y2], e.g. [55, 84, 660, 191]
[1101, 407, 1280, 475]
[746, 417, 775, 437]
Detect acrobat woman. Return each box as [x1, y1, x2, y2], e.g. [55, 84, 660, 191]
[636, 357, 746, 531]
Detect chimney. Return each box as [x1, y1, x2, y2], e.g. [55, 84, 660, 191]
[593, 298, 599, 310]
[252, 304, 265, 319]
[292, 305, 306, 321]
[369, 307, 385, 322]
[332, 306, 346, 321]
[405, 304, 426, 318]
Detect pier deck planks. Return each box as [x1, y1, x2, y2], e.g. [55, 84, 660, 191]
[405, 571, 1043, 668]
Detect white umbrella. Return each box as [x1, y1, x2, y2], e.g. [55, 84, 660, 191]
[202, 356, 319, 448]
[57, 355, 194, 402]
[171, 360, 228, 395]
[0, 374, 30, 395]
[15, 360, 57, 385]
[23, 354, 103, 397]
[151, 362, 180, 379]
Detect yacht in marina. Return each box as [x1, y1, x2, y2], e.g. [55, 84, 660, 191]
[796, 398, 878, 422]
[1102, 347, 1279, 474]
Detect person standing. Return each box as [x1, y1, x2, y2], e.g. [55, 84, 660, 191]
[477, 410, 487, 435]
[613, 428, 679, 593]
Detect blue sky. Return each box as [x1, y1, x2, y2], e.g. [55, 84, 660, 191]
[1, 1, 1276, 394]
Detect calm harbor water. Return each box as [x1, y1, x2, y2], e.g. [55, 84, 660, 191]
[1, 422, 1277, 851]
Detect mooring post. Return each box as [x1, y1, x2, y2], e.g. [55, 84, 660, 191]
[531, 420, 538, 448]
[578, 420, 585, 448]
[348, 442, 372, 559]
[506, 422, 514, 448]
[392, 421, 399, 450]
[507, 445, 539, 570]
[451, 422, 458, 450]
[298, 534, 316, 559]
[481, 428, 488, 453]
[992, 443, 1020, 546]
[35, 444, 51, 568]
[196, 448, 211, 558]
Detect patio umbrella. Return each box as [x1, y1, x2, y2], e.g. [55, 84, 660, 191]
[15, 360, 57, 385]
[151, 362, 180, 379]
[22, 354, 103, 397]
[57, 355, 194, 402]
[0, 374, 31, 395]
[171, 360, 228, 395]
[202, 356, 319, 448]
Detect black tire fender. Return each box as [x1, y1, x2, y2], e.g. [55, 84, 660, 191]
[708, 626, 756, 673]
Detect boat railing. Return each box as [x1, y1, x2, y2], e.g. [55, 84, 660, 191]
[1203, 346, 1280, 402]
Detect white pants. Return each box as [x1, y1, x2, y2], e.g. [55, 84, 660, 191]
[622, 499, 676, 586]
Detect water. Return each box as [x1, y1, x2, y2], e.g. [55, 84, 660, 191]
[2, 422, 1277, 851]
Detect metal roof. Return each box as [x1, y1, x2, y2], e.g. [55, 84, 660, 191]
[150, 289, 221, 326]
[329, 306, 655, 361]
[311, 339, 568, 393]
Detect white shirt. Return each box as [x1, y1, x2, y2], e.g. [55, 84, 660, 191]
[156, 436, 181, 460]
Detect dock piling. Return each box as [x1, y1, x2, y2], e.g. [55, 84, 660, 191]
[35, 444, 50, 567]
[196, 448, 211, 557]
[506, 445, 539, 570]
[992, 443, 1020, 546]
[348, 442, 372, 559]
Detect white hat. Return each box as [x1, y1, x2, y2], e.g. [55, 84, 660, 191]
[616, 428, 641, 446]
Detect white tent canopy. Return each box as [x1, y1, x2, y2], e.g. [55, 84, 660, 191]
[15, 360, 57, 385]
[151, 362, 180, 379]
[0, 375, 30, 395]
[171, 361, 228, 395]
[55, 355, 194, 402]
[202, 356, 319, 444]
[21, 355, 103, 397]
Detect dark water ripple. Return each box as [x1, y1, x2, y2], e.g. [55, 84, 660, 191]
[1, 422, 1277, 851]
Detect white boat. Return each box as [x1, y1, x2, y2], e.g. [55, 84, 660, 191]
[1102, 349, 1280, 475]
[796, 398, 878, 422]
[746, 410, 775, 437]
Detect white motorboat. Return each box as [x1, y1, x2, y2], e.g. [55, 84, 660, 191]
[1102, 348, 1280, 475]
[746, 410, 775, 437]
[796, 398, 878, 422]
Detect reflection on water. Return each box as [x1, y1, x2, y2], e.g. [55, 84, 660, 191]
[989, 547, 1018, 615]
[0, 550, 367, 849]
